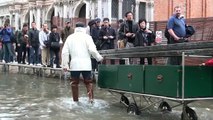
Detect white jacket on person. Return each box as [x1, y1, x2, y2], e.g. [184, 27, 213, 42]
[39, 30, 50, 49]
[61, 27, 103, 71]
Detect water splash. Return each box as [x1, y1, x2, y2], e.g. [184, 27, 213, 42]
[58, 97, 110, 110]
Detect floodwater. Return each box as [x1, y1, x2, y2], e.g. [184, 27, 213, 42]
[0, 73, 213, 120]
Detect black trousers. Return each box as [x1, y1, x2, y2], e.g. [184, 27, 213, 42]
[17, 44, 27, 64]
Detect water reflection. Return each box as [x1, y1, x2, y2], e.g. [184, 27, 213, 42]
[0, 73, 213, 120]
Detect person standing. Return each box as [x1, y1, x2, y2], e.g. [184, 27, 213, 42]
[118, 11, 138, 48]
[134, 19, 155, 65]
[61, 21, 74, 44]
[167, 6, 186, 65]
[118, 11, 138, 64]
[16, 23, 29, 64]
[99, 18, 116, 50]
[49, 25, 61, 68]
[28, 22, 40, 65]
[0, 23, 15, 63]
[39, 23, 50, 67]
[62, 22, 103, 103]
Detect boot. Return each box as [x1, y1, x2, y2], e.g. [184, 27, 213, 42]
[84, 80, 94, 103]
[70, 79, 79, 102]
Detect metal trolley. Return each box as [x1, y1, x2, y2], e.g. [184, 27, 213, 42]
[98, 41, 213, 120]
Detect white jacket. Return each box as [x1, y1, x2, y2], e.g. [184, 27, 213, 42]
[61, 27, 103, 71]
[39, 30, 50, 49]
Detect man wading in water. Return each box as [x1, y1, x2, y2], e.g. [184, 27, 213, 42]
[62, 22, 103, 103]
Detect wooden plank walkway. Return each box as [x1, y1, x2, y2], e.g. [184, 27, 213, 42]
[0, 63, 64, 79]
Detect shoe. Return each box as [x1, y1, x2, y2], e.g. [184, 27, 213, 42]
[12, 61, 18, 64]
[42, 65, 47, 67]
[2, 60, 5, 63]
[37, 63, 42, 66]
[29, 64, 33, 66]
[47, 65, 51, 67]
[56, 66, 61, 68]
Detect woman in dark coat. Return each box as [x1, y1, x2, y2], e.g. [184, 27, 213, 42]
[49, 25, 61, 68]
[134, 18, 155, 65]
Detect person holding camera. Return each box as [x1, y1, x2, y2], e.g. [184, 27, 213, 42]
[99, 18, 116, 50]
[134, 19, 155, 65]
[0, 23, 14, 63]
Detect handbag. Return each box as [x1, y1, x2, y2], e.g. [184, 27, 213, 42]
[185, 25, 195, 38]
[44, 40, 50, 47]
[117, 39, 126, 48]
[51, 42, 60, 49]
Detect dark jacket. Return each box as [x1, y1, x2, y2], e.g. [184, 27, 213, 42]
[17, 30, 28, 45]
[118, 20, 138, 43]
[99, 26, 116, 49]
[61, 27, 74, 43]
[49, 32, 60, 50]
[91, 26, 101, 43]
[28, 28, 39, 47]
[134, 29, 155, 47]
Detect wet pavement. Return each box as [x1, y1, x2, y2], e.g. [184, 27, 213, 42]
[0, 73, 213, 120]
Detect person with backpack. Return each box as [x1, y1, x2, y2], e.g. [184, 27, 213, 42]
[166, 6, 186, 65]
[0, 23, 15, 63]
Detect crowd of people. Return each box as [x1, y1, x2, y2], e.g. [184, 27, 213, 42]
[0, 6, 187, 69]
[0, 6, 191, 103]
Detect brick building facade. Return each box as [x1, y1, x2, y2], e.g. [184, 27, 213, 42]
[154, 0, 213, 21]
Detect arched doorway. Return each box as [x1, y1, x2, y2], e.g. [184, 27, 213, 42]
[73, 3, 87, 27]
[79, 4, 86, 18]
[46, 6, 55, 29]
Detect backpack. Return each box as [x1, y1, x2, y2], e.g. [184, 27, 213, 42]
[185, 25, 195, 38]
[164, 25, 171, 44]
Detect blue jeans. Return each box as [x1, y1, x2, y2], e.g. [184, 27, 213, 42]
[30, 46, 39, 64]
[0, 48, 3, 61]
[3, 43, 15, 63]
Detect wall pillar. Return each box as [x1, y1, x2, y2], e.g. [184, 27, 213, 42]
[14, 12, 19, 30]
[135, 0, 140, 22]
[97, 0, 102, 18]
[36, 6, 41, 30]
[29, 9, 33, 28]
[63, 3, 68, 19]
[107, 0, 112, 22]
[118, 0, 123, 19]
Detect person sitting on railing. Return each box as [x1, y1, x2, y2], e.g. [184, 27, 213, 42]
[134, 18, 155, 65]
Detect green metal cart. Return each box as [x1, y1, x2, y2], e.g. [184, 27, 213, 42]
[98, 42, 213, 120]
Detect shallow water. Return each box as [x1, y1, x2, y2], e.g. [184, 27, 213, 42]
[0, 73, 213, 120]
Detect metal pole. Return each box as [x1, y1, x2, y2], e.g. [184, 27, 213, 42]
[182, 52, 185, 101]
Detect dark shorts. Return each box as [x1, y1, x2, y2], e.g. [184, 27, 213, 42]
[70, 71, 91, 80]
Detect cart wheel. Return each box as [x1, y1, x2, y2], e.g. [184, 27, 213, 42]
[158, 101, 172, 112]
[127, 103, 140, 115]
[181, 106, 198, 120]
[120, 95, 129, 106]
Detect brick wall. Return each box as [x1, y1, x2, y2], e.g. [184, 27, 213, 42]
[154, 0, 213, 21]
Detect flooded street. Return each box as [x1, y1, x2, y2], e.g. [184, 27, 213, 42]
[0, 73, 213, 120]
